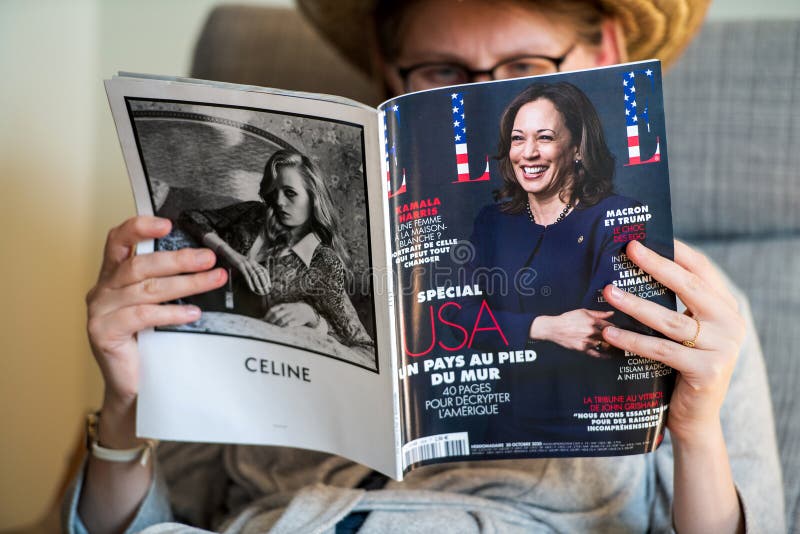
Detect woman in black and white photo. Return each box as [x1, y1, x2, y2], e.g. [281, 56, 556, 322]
[180, 149, 374, 353]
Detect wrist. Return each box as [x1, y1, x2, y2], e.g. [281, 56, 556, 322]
[529, 316, 551, 341]
[220, 243, 237, 259]
[99, 395, 142, 449]
[103, 387, 137, 411]
[669, 416, 725, 452]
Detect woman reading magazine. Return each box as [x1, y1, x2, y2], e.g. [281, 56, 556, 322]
[70, 1, 783, 533]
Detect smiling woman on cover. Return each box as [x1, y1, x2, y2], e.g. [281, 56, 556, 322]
[180, 149, 374, 351]
[468, 82, 646, 357]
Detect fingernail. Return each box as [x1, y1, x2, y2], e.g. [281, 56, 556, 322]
[609, 285, 625, 301]
[604, 326, 619, 339]
[154, 218, 171, 231]
[629, 239, 646, 253]
[195, 249, 214, 266]
[186, 306, 201, 318]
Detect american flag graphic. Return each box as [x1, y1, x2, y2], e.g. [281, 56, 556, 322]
[451, 92, 489, 182]
[382, 105, 406, 198]
[623, 69, 660, 166]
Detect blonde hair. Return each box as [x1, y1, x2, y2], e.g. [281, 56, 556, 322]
[259, 149, 351, 274]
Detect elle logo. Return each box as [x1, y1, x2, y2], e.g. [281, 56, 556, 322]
[622, 69, 661, 166]
[383, 92, 490, 199]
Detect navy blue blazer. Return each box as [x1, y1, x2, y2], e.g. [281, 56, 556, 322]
[465, 194, 645, 349]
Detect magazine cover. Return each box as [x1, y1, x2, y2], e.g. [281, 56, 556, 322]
[381, 60, 677, 469]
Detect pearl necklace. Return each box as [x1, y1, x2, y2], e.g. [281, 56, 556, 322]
[526, 201, 572, 225]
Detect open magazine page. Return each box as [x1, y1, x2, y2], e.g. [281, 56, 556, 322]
[105, 77, 402, 479]
[379, 61, 677, 474]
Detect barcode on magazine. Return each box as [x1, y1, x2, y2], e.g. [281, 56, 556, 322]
[402, 432, 469, 469]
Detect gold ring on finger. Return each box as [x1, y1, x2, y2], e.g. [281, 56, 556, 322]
[681, 316, 701, 348]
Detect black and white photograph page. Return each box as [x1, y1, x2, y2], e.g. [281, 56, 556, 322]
[105, 75, 400, 478]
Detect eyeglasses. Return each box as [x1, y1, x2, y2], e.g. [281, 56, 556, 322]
[397, 45, 574, 92]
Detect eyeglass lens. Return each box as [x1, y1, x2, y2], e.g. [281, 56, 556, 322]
[406, 57, 561, 91]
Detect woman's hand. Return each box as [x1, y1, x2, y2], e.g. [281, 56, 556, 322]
[265, 302, 319, 328]
[201, 232, 271, 295]
[87, 216, 227, 409]
[530, 309, 614, 357]
[81, 215, 227, 534]
[601, 239, 745, 441]
[601, 239, 746, 533]
[228, 250, 271, 296]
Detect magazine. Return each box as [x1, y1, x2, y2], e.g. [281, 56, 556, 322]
[105, 59, 676, 480]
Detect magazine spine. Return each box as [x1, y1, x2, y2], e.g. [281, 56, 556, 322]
[377, 104, 405, 480]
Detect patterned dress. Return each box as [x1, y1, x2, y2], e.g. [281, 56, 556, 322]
[267, 234, 374, 350]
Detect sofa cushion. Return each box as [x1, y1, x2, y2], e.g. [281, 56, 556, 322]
[665, 21, 800, 239]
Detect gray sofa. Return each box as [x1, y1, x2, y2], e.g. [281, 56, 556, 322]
[192, 8, 800, 531]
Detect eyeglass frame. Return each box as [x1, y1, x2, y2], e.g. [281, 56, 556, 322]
[396, 44, 575, 92]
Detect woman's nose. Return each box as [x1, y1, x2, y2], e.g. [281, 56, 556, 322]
[471, 73, 493, 84]
[522, 138, 539, 158]
[276, 191, 287, 207]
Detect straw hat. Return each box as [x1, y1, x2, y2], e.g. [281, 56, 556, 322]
[297, 0, 711, 73]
